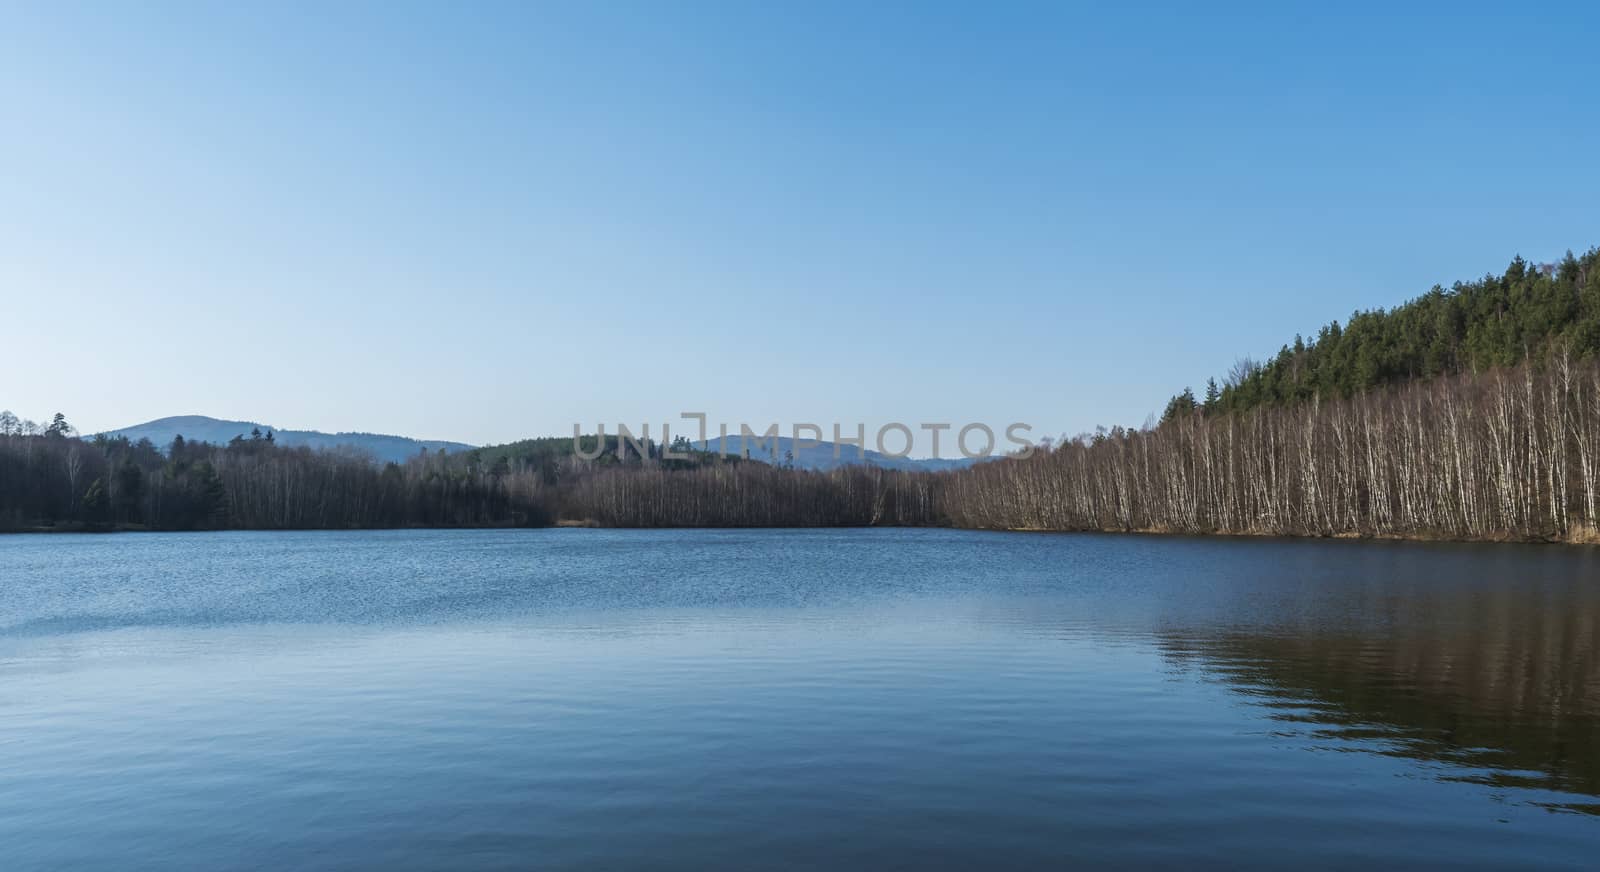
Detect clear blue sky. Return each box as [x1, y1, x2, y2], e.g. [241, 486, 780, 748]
[4, 1, 1597, 449]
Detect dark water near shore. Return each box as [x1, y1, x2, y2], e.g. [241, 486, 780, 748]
[1, 529, 1597, 869]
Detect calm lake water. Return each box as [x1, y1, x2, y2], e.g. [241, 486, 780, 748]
[1, 529, 1597, 869]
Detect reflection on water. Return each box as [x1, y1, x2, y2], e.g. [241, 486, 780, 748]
[1160, 574, 1600, 813]
[0, 529, 1596, 868]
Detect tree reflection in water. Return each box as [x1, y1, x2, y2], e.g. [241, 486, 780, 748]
[1159, 576, 1600, 813]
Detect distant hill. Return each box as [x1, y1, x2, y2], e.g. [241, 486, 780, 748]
[694, 436, 981, 472]
[95, 419, 992, 471]
[456, 433, 982, 474]
[100, 415, 474, 464]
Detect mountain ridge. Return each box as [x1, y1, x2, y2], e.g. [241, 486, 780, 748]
[691, 436, 980, 472]
[100, 415, 475, 464]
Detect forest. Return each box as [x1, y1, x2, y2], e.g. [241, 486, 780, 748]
[1165, 247, 1600, 419]
[0, 417, 552, 531]
[946, 353, 1600, 542]
[5, 248, 1600, 542]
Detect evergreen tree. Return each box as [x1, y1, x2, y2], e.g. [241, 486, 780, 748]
[115, 460, 143, 523]
[81, 477, 109, 523]
[1161, 388, 1198, 424]
[191, 462, 228, 528]
[45, 412, 72, 438]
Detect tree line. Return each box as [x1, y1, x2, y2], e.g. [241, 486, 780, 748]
[560, 462, 940, 528]
[946, 350, 1600, 542]
[7, 246, 1600, 542]
[14, 348, 1599, 542]
[550, 349, 1600, 542]
[0, 421, 553, 531]
[8, 350, 1600, 541]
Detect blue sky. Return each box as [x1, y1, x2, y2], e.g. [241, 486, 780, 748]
[3, 1, 1597, 450]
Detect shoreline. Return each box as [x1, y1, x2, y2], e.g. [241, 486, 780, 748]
[6, 520, 1598, 547]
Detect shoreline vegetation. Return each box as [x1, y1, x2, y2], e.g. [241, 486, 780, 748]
[6, 249, 1600, 546]
[10, 521, 1599, 547]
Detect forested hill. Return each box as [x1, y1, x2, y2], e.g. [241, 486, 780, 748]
[1166, 247, 1600, 420]
[462, 433, 978, 475]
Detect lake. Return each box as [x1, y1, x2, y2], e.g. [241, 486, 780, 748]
[1, 528, 1597, 869]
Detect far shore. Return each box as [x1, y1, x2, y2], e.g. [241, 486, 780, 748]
[6, 521, 1598, 547]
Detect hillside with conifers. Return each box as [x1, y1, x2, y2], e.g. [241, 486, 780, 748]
[955, 247, 1600, 543]
[5, 245, 1600, 542]
[1163, 247, 1600, 421]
